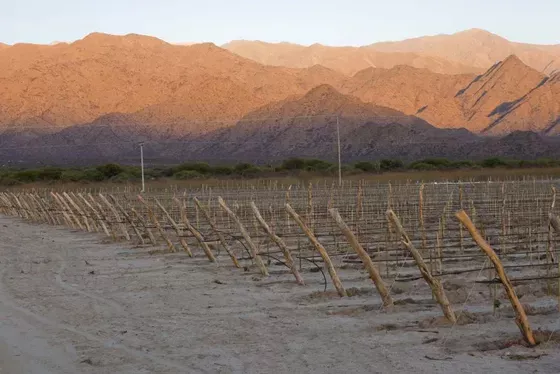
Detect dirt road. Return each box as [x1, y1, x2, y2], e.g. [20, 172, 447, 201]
[1, 216, 559, 373]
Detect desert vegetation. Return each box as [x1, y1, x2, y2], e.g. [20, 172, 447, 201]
[3, 157, 560, 186]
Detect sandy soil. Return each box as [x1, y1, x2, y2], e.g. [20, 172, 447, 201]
[1, 216, 559, 374]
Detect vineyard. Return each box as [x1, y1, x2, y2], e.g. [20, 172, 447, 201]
[1, 178, 560, 371]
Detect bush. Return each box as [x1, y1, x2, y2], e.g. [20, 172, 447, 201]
[480, 157, 508, 168]
[303, 159, 333, 172]
[12, 170, 40, 183]
[211, 165, 234, 175]
[354, 161, 380, 172]
[96, 163, 125, 178]
[280, 158, 306, 170]
[174, 170, 203, 180]
[60, 170, 85, 182]
[82, 168, 105, 181]
[409, 162, 436, 170]
[173, 162, 212, 175]
[380, 159, 404, 171]
[234, 163, 261, 177]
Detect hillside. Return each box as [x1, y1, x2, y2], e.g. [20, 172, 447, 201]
[222, 40, 483, 76]
[0, 33, 344, 129]
[411, 56, 553, 132]
[342, 65, 475, 116]
[369, 29, 560, 74]
[483, 73, 560, 135]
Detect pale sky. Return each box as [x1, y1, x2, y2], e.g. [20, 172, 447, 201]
[1, 0, 559, 46]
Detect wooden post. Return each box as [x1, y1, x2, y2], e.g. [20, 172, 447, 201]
[386, 209, 456, 323]
[194, 197, 240, 267]
[330, 208, 393, 306]
[130, 206, 157, 245]
[251, 202, 304, 285]
[77, 193, 111, 237]
[88, 193, 117, 240]
[137, 195, 175, 252]
[56, 192, 84, 230]
[50, 192, 75, 228]
[173, 197, 216, 262]
[218, 197, 268, 276]
[154, 198, 192, 256]
[70, 192, 97, 231]
[63, 192, 91, 232]
[99, 193, 131, 240]
[286, 203, 346, 297]
[456, 209, 536, 346]
[109, 195, 145, 245]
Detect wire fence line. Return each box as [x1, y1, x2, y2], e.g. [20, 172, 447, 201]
[1, 178, 559, 345]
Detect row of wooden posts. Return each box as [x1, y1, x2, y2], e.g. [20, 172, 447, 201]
[0, 190, 548, 346]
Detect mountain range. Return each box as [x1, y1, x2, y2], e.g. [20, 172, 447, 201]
[0, 29, 559, 165]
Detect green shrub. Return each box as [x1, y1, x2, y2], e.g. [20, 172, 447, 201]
[96, 163, 125, 178]
[174, 170, 203, 180]
[280, 158, 306, 170]
[60, 170, 85, 182]
[480, 157, 508, 168]
[409, 162, 436, 170]
[354, 161, 380, 172]
[380, 159, 404, 171]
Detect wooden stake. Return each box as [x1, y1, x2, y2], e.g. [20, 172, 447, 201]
[77, 193, 111, 237]
[218, 197, 268, 276]
[330, 208, 392, 306]
[99, 194, 130, 240]
[387, 209, 456, 323]
[251, 202, 304, 285]
[286, 203, 346, 297]
[137, 195, 175, 252]
[109, 195, 145, 245]
[194, 197, 240, 267]
[456, 209, 536, 346]
[173, 197, 216, 262]
[154, 198, 192, 256]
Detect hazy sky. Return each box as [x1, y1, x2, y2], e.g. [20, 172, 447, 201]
[2, 0, 559, 46]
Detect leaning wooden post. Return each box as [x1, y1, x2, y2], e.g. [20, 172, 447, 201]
[56, 192, 84, 230]
[109, 195, 145, 245]
[251, 202, 304, 285]
[286, 203, 347, 297]
[456, 209, 536, 346]
[63, 192, 91, 232]
[130, 206, 157, 245]
[218, 197, 268, 276]
[77, 193, 111, 237]
[137, 195, 175, 252]
[386, 209, 456, 323]
[154, 198, 192, 256]
[194, 197, 240, 267]
[50, 192, 75, 228]
[173, 197, 216, 262]
[330, 208, 393, 306]
[99, 194, 131, 241]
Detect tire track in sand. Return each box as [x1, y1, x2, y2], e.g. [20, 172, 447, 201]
[0, 269, 203, 373]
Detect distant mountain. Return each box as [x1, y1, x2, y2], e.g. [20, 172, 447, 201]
[368, 29, 560, 75]
[341, 65, 475, 117]
[222, 40, 482, 76]
[1, 30, 560, 166]
[3, 86, 560, 166]
[483, 73, 560, 135]
[0, 32, 343, 129]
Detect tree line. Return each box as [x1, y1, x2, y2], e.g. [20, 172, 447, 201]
[1, 157, 560, 185]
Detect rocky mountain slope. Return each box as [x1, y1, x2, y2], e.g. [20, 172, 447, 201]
[223, 29, 560, 76]
[1, 30, 560, 165]
[0, 33, 343, 129]
[5, 85, 560, 166]
[222, 40, 481, 76]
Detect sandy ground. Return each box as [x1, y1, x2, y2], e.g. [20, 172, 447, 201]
[1, 216, 560, 373]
